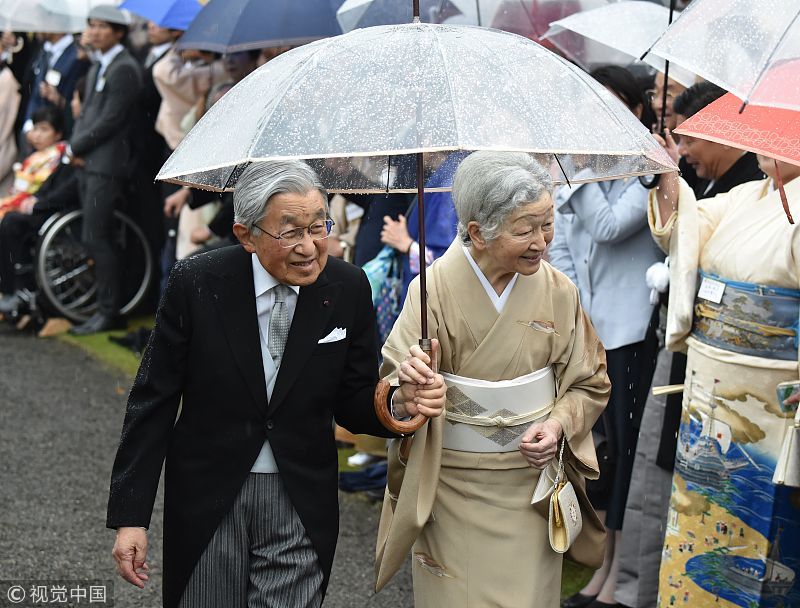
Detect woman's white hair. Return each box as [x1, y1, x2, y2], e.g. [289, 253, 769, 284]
[233, 160, 328, 231]
[453, 151, 553, 246]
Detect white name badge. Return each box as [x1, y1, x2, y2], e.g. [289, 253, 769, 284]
[14, 177, 30, 192]
[45, 69, 61, 87]
[698, 276, 726, 304]
[96, 77, 106, 92]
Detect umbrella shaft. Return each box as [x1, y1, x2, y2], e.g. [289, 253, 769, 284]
[417, 152, 428, 338]
[659, 0, 678, 136]
[413, 0, 420, 19]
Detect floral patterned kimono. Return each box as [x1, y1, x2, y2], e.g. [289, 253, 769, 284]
[0, 141, 66, 218]
[650, 176, 800, 608]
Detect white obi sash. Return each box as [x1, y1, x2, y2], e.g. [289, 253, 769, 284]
[441, 366, 556, 453]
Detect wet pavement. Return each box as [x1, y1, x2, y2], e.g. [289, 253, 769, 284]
[0, 325, 412, 607]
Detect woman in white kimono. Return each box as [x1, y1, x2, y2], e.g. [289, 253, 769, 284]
[375, 151, 611, 607]
[650, 155, 800, 607]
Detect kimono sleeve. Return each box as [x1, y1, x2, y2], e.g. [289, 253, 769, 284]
[548, 283, 611, 475]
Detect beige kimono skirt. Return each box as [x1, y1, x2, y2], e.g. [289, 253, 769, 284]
[375, 243, 610, 607]
[649, 177, 800, 607]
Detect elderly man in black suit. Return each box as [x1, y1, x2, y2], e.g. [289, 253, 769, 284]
[107, 160, 446, 608]
[67, 5, 142, 335]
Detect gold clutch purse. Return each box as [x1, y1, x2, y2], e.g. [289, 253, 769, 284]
[548, 437, 583, 553]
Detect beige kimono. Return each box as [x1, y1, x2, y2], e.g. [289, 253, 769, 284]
[375, 242, 610, 607]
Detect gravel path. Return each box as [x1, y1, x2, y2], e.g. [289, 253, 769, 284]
[0, 325, 412, 607]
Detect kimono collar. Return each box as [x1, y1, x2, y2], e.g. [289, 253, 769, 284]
[461, 246, 518, 313]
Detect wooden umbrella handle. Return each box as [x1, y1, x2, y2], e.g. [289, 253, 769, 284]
[373, 379, 428, 434]
[373, 339, 436, 434]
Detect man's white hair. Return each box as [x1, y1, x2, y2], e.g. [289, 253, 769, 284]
[233, 161, 328, 231]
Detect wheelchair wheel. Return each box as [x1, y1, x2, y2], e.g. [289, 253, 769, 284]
[35, 209, 154, 324]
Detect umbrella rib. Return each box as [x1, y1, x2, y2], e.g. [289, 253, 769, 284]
[430, 25, 462, 147]
[246, 43, 333, 174]
[549, 49, 646, 151]
[741, 7, 800, 109]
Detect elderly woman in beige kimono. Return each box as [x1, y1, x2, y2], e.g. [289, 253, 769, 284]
[375, 151, 610, 607]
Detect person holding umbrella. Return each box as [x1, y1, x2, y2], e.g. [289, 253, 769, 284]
[376, 151, 610, 607]
[650, 144, 800, 605]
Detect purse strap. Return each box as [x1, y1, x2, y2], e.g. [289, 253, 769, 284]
[553, 435, 567, 487]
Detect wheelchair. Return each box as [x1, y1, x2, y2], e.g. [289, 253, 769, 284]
[13, 208, 154, 325]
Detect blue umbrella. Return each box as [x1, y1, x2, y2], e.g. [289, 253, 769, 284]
[121, 0, 202, 30]
[177, 0, 345, 54]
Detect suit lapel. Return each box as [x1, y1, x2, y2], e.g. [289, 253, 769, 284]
[207, 249, 269, 417]
[84, 63, 100, 105]
[268, 271, 340, 416]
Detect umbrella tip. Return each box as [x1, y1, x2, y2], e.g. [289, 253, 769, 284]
[738, 100, 749, 114]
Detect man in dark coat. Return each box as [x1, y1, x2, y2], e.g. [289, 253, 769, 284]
[18, 31, 87, 147]
[107, 160, 446, 608]
[67, 5, 142, 334]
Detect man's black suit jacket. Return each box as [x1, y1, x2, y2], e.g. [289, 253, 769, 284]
[71, 48, 142, 178]
[107, 245, 395, 608]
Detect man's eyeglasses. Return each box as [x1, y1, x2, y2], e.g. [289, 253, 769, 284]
[254, 219, 335, 248]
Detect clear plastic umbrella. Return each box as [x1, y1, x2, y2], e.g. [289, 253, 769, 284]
[646, 0, 800, 110]
[543, 0, 695, 86]
[159, 18, 675, 432]
[158, 22, 675, 193]
[336, 0, 611, 46]
[0, 0, 121, 32]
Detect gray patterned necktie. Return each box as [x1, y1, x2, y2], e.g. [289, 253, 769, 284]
[268, 284, 291, 364]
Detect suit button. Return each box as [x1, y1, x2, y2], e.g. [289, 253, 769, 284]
[266, 419, 275, 431]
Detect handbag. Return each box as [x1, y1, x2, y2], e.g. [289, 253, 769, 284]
[773, 408, 800, 487]
[548, 436, 583, 554]
[363, 246, 403, 345]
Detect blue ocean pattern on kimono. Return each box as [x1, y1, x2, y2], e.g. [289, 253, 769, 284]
[691, 272, 800, 361]
[665, 414, 800, 607]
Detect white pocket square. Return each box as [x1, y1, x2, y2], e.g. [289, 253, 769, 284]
[318, 327, 346, 344]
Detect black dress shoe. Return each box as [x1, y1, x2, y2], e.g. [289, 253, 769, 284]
[70, 313, 127, 336]
[562, 593, 598, 608]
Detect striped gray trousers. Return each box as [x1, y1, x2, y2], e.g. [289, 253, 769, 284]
[179, 473, 323, 608]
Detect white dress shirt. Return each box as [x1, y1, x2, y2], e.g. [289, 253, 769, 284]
[95, 43, 125, 91]
[462, 246, 518, 313]
[44, 34, 74, 69]
[249, 253, 300, 473]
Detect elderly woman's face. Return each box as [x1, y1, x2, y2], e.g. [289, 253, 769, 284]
[484, 193, 554, 276]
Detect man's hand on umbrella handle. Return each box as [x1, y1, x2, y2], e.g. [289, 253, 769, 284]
[112, 527, 150, 588]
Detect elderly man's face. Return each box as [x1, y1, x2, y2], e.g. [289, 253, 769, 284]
[482, 193, 554, 277]
[235, 190, 329, 287]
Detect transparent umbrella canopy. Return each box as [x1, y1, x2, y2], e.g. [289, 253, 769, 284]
[543, 0, 695, 87]
[646, 0, 800, 111]
[0, 0, 121, 32]
[158, 22, 676, 194]
[158, 19, 677, 433]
